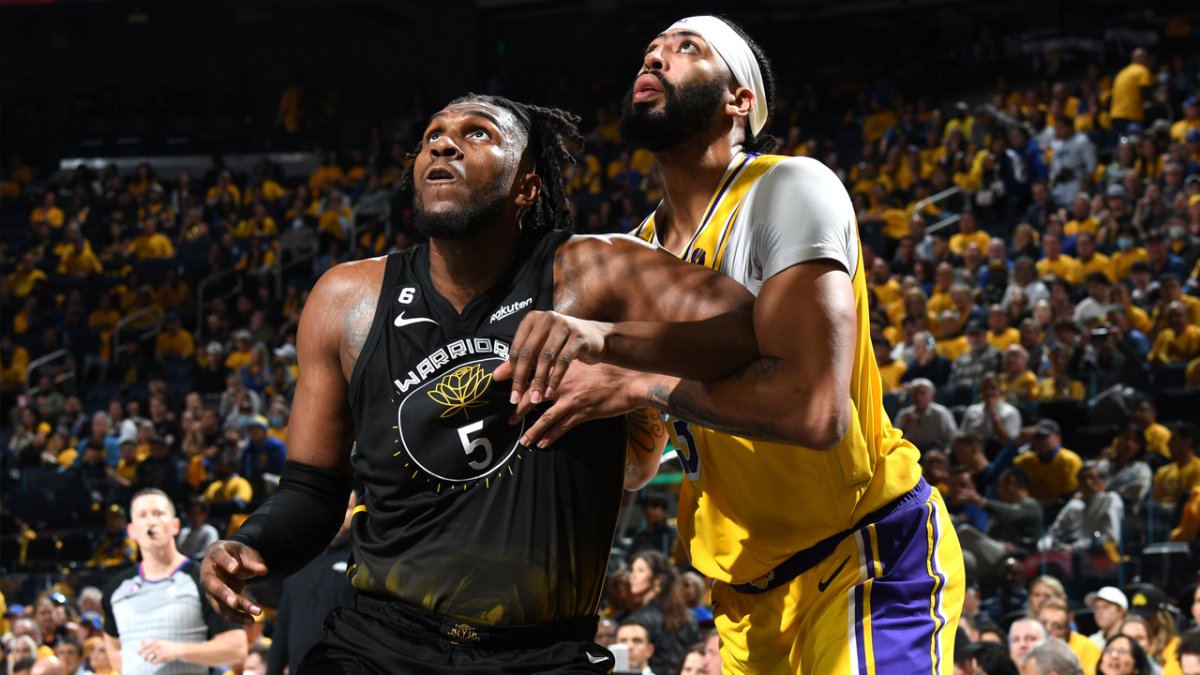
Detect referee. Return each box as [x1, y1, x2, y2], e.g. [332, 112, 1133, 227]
[102, 489, 246, 674]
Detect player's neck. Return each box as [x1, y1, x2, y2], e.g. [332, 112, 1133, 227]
[428, 221, 522, 313]
[141, 548, 186, 580]
[653, 131, 743, 254]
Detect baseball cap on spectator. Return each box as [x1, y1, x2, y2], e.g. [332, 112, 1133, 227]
[107, 503, 127, 518]
[1085, 586, 1128, 611]
[206, 342, 224, 355]
[1106, 184, 1129, 200]
[1185, 97, 1198, 109]
[234, 329, 253, 342]
[79, 611, 103, 630]
[1126, 584, 1167, 618]
[243, 415, 269, 430]
[1187, 129, 1200, 142]
[964, 320, 986, 335]
[1034, 419, 1060, 437]
[5, 603, 25, 616]
[117, 427, 137, 445]
[273, 344, 296, 360]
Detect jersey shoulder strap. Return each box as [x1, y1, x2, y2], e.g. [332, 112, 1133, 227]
[632, 153, 788, 271]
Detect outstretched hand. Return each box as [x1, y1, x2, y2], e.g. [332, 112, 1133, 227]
[505, 361, 641, 449]
[493, 311, 611, 405]
[199, 540, 269, 625]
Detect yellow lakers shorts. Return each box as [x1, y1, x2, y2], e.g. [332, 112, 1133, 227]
[710, 480, 964, 674]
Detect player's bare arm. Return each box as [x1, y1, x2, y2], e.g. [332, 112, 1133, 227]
[623, 406, 669, 490]
[200, 260, 370, 624]
[497, 234, 756, 406]
[642, 260, 856, 448]
[514, 258, 855, 450]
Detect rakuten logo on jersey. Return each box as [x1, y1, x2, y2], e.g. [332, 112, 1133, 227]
[488, 297, 532, 324]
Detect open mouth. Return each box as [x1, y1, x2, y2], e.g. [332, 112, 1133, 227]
[633, 73, 664, 103]
[425, 166, 458, 183]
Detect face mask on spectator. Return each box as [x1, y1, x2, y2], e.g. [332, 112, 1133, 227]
[1117, 237, 1134, 251]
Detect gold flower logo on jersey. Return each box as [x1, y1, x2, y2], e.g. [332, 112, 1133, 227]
[426, 364, 492, 419]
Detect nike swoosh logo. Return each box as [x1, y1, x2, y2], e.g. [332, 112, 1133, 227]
[817, 555, 851, 592]
[586, 653, 610, 664]
[394, 311, 439, 328]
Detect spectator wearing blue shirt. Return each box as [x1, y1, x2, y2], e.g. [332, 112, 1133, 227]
[1146, 231, 1187, 281]
[901, 331, 953, 388]
[240, 415, 286, 498]
[948, 467, 989, 532]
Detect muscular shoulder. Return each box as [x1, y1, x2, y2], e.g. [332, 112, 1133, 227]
[553, 234, 666, 316]
[308, 256, 389, 307]
[744, 156, 858, 278]
[303, 256, 389, 373]
[752, 156, 852, 209]
[557, 233, 661, 263]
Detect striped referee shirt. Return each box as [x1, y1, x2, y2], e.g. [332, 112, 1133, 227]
[102, 558, 240, 675]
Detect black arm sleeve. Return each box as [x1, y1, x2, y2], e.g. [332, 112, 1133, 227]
[228, 460, 353, 580]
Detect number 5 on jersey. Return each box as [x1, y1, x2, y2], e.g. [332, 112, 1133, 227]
[457, 420, 493, 470]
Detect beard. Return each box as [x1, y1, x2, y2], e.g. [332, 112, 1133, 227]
[413, 175, 510, 240]
[619, 72, 728, 152]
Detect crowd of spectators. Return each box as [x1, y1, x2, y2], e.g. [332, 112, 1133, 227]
[2, 18, 1200, 675]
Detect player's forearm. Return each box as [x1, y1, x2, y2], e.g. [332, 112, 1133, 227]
[623, 407, 667, 490]
[228, 460, 353, 580]
[174, 630, 248, 666]
[605, 311, 756, 380]
[636, 359, 847, 448]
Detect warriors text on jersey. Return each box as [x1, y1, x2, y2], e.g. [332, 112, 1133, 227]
[633, 153, 924, 585]
[347, 229, 626, 625]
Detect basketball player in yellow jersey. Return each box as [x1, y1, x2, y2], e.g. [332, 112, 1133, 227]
[501, 15, 964, 675]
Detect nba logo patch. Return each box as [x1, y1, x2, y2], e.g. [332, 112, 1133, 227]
[690, 249, 707, 265]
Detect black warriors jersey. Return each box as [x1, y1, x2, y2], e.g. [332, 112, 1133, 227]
[347, 230, 626, 625]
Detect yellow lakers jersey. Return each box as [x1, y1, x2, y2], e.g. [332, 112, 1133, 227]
[633, 153, 923, 585]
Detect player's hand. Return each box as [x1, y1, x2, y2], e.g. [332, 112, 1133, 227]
[200, 540, 268, 625]
[494, 311, 611, 405]
[138, 639, 179, 665]
[512, 362, 639, 448]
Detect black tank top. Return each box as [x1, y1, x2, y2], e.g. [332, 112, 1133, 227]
[347, 229, 625, 625]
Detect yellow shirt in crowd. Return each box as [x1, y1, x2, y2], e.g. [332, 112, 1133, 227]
[1015, 447, 1083, 501]
[1111, 62, 1153, 121]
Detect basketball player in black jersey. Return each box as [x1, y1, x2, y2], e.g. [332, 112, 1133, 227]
[198, 94, 757, 674]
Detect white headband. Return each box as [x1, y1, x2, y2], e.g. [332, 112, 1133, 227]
[668, 16, 768, 136]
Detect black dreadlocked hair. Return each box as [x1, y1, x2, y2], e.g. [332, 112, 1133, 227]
[715, 15, 780, 154]
[401, 93, 585, 234]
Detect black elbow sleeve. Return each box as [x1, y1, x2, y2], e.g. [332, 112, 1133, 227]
[228, 460, 353, 580]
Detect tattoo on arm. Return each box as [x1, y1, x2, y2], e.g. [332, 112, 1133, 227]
[626, 407, 666, 454]
[645, 359, 792, 442]
[342, 296, 376, 367]
[625, 451, 640, 483]
[624, 407, 665, 488]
